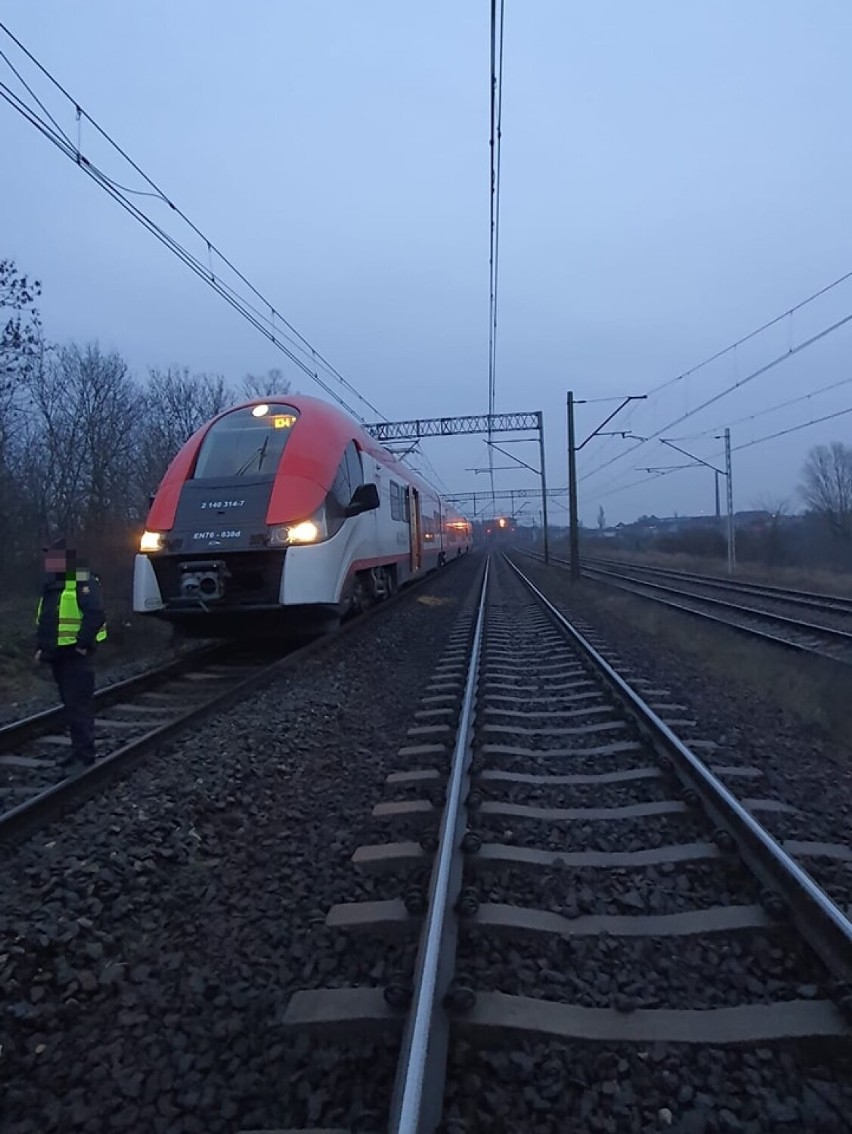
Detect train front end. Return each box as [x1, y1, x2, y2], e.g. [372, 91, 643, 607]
[133, 399, 344, 637]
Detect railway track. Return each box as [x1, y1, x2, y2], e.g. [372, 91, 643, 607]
[0, 565, 463, 845]
[523, 550, 852, 666]
[281, 553, 852, 1133]
[0, 643, 294, 842]
[583, 555, 852, 618]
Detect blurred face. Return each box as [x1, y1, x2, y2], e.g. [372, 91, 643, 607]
[45, 551, 67, 574]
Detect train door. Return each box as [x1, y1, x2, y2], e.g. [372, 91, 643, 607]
[408, 487, 423, 572]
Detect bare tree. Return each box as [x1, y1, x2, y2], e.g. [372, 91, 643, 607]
[0, 260, 44, 571]
[136, 367, 233, 510]
[800, 442, 852, 542]
[0, 258, 42, 409]
[752, 495, 791, 568]
[242, 368, 292, 399]
[22, 342, 142, 538]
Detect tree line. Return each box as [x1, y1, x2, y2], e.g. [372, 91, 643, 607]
[0, 258, 289, 592]
[4, 256, 852, 590]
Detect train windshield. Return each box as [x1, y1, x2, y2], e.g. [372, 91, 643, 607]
[192, 404, 300, 480]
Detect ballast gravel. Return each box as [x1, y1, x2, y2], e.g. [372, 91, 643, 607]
[474, 811, 712, 852]
[512, 553, 852, 912]
[0, 555, 482, 1134]
[442, 1038, 852, 1133]
[476, 858, 765, 918]
[457, 926, 830, 1010]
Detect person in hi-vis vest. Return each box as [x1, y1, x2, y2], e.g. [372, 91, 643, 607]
[35, 540, 107, 772]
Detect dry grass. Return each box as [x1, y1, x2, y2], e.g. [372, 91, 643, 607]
[576, 580, 852, 749]
[0, 591, 174, 709]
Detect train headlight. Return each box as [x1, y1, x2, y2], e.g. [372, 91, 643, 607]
[140, 530, 163, 552]
[268, 513, 327, 546]
[286, 520, 321, 543]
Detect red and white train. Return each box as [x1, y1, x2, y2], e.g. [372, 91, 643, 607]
[133, 394, 472, 636]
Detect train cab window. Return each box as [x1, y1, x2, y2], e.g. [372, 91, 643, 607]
[192, 404, 299, 480]
[345, 443, 363, 491]
[327, 441, 364, 533]
[330, 457, 351, 512]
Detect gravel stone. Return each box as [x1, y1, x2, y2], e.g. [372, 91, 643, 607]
[1, 556, 482, 1132]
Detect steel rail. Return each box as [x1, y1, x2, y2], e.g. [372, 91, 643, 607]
[389, 557, 490, 1134]
[521, 549, 852, 661]
[584, 560, 852, 630]
[581, 565, 852, 653]
[504, 554, 852, 982]
[0, 644, 305, 843]
[584, 555, 852, 615]
[0, 643, 222, 751]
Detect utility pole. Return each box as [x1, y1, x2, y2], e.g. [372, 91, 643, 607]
[725, 427, 735, 575]
[659, 436, 734, 570]
[538, 411, 550, 564]
[482, 424, 550, 562]
[567, 391, 580, 580]
[567, 390, 647, 583]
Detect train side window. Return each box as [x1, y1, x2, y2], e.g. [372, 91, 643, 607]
[390, 481, 402, 521]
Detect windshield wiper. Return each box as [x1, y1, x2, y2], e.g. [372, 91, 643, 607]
[235, 435, 270, 477]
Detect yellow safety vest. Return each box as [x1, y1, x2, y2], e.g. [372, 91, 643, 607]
[36, 579, 108, 647]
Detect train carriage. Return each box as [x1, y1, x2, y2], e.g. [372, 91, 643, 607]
[133, 394, 471, 636]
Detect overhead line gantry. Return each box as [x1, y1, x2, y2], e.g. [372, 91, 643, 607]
[364, 411, 551, 562]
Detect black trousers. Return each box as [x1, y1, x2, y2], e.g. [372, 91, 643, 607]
[50, 649, 96, 763]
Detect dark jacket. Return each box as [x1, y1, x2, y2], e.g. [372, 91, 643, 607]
[37, 573, 106, 657]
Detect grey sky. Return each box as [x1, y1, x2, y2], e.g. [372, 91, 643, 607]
[3, 1, 852, 525]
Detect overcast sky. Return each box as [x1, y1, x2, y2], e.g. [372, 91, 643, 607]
[3, 1, 852, 526]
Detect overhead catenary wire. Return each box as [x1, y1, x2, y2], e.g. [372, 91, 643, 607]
[578, 307, 852, 486]
[668, 374, 852, 440]
[644, 267, 852, 401]
[572, 258, 852, 498]
[0, 22, 386, 422]
[488, 0, 505, 421]
[0, 79, 374, 420]
[486, 0, 505, 510]
[588, 404, 852, 506]
[584, 372, 852, 499]
[731, 404, 852, 453]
